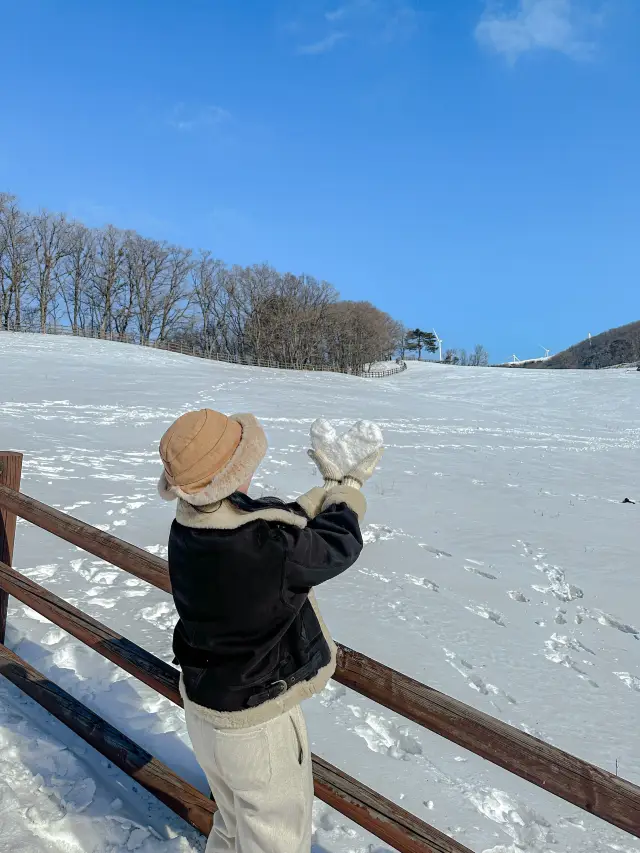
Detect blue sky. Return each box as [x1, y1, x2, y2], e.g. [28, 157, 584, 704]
[1, 0, 638, 362]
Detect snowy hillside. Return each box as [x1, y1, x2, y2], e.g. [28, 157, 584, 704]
[1, 332, 639, 853]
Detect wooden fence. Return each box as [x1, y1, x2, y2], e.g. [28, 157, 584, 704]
[0, 453, 638, 851]
[0, 326, 408, 379]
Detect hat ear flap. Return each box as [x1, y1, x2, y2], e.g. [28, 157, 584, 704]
[158, 470, 178, 501]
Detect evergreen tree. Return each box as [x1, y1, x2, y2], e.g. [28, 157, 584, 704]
[405, 328, 438, 360]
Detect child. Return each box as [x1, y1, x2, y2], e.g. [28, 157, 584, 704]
[158, 408, 382, 853]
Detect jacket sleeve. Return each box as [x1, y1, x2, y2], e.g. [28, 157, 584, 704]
[279, 496, 364, 592]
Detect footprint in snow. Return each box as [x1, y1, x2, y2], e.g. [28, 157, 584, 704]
[349, 705, 422, 760]
[614, 672, 640, 692]
[91, 570, 120, 585]
[531, 565, 583, 603]
[465, 604, 506, 627]
[518, 540, 584, 602]
[138, 601, 177, 631]
[358, 567, 392, 583]
[576, 606, 639, 638]
[466, 787, 555, 849]
[25, 564, 58, 583]
[544, 634, 599, 688]
[444, 649, 517, 705]
[418, 543, 452, 559]
[465, 565, 498, 580]
[405, 574, 439, 592]
[507, 590, 530, 603]
[362, 524, 405, 545]
[319, 681, 347, 706]
[145, 544, 169, 559]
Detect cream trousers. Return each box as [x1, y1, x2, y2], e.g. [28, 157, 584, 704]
[185, 703, 314, 853]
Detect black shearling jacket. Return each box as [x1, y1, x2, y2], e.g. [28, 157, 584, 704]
[168, 487, 364, 723]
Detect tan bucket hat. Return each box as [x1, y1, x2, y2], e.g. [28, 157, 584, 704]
[158, 409, 267, 506]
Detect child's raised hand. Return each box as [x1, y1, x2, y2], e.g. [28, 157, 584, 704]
[309, 418, 384, 486]
[342, 447, 384, 489]
[307, 448, 342, 487]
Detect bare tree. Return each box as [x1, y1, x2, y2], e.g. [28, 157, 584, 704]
[187, 252, 231, 354]
[398, 326, 409, 359]
[29, 210, 71, 332]
[0, 193, 31, 329]
[157, 245, 192, 341]
[244, 272, 337, 366]
[91, 225, 126, 335]
[469, 343, 489, 366]
[227, 263, 276, 359]
[0, 195, 12, 328]
[321, 300, 399, 373]
[126, 233, 167, 344]
[387, 319, 405, 359]
[126, 235, 193, 345]
[57, 222, 94, 332]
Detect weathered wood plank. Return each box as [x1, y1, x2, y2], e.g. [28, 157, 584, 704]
[0, 560, 471, 853]
[334, 645, 640, 839]
[0, 453, 22, 642]
[0, 484, 170, 593]
[2, 484, 640, 837]
[0, 643, 216, 835]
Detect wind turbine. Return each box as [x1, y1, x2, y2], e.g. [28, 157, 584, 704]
[511, 354, 520, 364]
[433, 329, 443, 362]
[539, 346, 551, 358]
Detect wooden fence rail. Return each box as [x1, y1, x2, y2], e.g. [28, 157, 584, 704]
[0, 452, 22, 642]
[0, 473, 639, 847]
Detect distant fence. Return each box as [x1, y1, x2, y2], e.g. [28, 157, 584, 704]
[1, 455, 639, 851]
[361, 361, 408, 378]
[0, 325, 407, 379]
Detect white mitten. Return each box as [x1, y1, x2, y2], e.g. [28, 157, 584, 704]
[310, 418, 383, 481]
[307, 448, 342, 487]
[343, 447, 384, 489]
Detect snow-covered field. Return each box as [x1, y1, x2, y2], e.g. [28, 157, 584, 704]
[1, 332, 639, 853]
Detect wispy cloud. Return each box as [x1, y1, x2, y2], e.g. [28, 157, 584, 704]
[297, 31, 348, 54]
[168, 103, 231, 133]
[325, 6, 348, 22]
[289, 0, 419, 56]
[475, 0, 603, 63]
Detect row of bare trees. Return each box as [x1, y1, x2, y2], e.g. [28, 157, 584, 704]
[0, 193, 403, 371]
[444, 345, 489, 366]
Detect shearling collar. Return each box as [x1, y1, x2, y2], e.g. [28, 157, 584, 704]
[175, 495, 308, 530]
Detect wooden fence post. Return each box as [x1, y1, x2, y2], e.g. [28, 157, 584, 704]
[0, 452, 23, 642]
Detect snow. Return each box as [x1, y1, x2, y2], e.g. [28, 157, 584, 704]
[1, 332, 640, 853]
